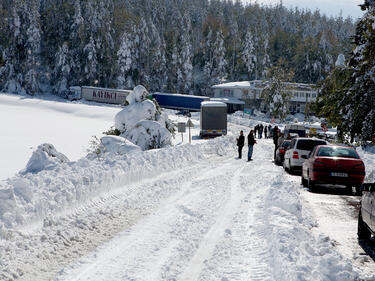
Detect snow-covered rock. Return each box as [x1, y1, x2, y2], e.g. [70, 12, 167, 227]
[100, 136, 142, 155]
[21, 143, 69, 174]
[126, 120, 172, 150]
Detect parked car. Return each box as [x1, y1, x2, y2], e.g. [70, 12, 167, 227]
[358, 183, 375, 239]
[284, 138, 328, 173]
[301, 145, 365, 194]
[275, 140, 291, 165]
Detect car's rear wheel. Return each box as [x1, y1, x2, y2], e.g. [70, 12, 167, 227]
[289, 161, 294, 174]
[307, 173, 315, 191]
[358, 211, 371, 240]
[355, 185, 362, 196]
[301, 175, 308, 187]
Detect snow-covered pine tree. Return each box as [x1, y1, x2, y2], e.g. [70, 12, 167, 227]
[242, 30, 257, 80]
[341, 0, 375, 141]
[81, 0, 115, 87]
[148, 21, 167, 92]
[202, 27, 227, 95]
[136, 17, 151, 87]
[53, 42, 73, 95]
[117, 29, 135, 89]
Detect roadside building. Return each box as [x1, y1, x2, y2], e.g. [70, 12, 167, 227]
[211, 80, 317, 114]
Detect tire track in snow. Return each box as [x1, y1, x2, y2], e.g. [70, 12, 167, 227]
[179, 160, 245, 281]
[54, 157, 238, 281]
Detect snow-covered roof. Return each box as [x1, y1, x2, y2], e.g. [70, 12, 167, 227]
[212, 80, 316, 91]
[211, 81, 251, 89]
[201, 101, 227, 107]
[211, 97, 245, 105]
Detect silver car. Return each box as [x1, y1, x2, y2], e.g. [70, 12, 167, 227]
[358, 183, 375, 239]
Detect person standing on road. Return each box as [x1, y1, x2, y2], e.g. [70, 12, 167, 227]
[247, 130, 257, 161]
[264, 126, 268, 138]
[237, 130, 245, 159]
[259, 124, 263, 139]
[273, 126, 279, 159]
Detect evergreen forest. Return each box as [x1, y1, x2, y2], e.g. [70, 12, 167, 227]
[0, 0, 356, 97]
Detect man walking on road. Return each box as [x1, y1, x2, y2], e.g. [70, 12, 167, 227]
[247, 130, 257, 161]
[237, 130, 245, 159]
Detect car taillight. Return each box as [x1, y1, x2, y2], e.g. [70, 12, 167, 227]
[353, 162, 365, 170]
[280, 149, 285, 154]
[293, 151, 299, 159]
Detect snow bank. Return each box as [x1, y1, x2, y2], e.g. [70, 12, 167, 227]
[0, 135, 235, 231]
[358, 145, 375, 182]
[100, 136, 142, 155]
[264, 175, 358, 280]
[20, 143, 70, 174]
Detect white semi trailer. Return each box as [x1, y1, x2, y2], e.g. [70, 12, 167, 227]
[68, 86, 132, 104]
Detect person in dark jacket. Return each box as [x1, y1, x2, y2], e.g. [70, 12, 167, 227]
[273, 126, 279, 159]
[247, 130, 257, 161]
[264, 126, 268, 138]
[237, 130, 245, 159]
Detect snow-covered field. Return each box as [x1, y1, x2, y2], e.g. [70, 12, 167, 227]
[0, 94, 121, 180]
[1, 93, 375, 281]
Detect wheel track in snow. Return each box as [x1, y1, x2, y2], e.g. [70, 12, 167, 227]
[179, 162, 246, 281]
[54, 158, 243, 281]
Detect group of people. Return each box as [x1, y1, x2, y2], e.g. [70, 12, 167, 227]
[236, 130, 257, 161]
[236, 124, 282, 161]
[253, 124, 277, 139]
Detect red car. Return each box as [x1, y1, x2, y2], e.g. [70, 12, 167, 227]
[301, 145, 365, 194]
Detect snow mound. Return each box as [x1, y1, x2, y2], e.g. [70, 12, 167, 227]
[115, 99, 156, 133]
[21, 143, 69, 174]
[126, 120, 171, 150]
[125, 85, 149, 105]
[100, 136, 141, 155]
[114, 85, 173, 150]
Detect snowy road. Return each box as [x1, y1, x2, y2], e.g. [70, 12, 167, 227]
[1, 95, 375, 280]
[2, 135, 374, 281]
[50, 138, 367, 281]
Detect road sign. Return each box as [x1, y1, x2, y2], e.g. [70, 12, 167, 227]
[178, 122, 186, 133]
[186, 119, 194, 128]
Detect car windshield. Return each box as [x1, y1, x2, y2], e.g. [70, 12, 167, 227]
[317, 147, 359, 159]
[296, 140, 326, 151]
[282, 141, 291, 148]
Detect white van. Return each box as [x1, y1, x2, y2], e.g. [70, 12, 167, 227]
[283, 137, 328, 173]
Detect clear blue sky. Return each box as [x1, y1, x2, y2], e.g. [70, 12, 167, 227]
[243, 0, 364, 19]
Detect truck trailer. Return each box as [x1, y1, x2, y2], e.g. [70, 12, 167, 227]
[200, 101, 227, 138]
[152, 93, 210, 112]
[68, 86, 132, 104]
